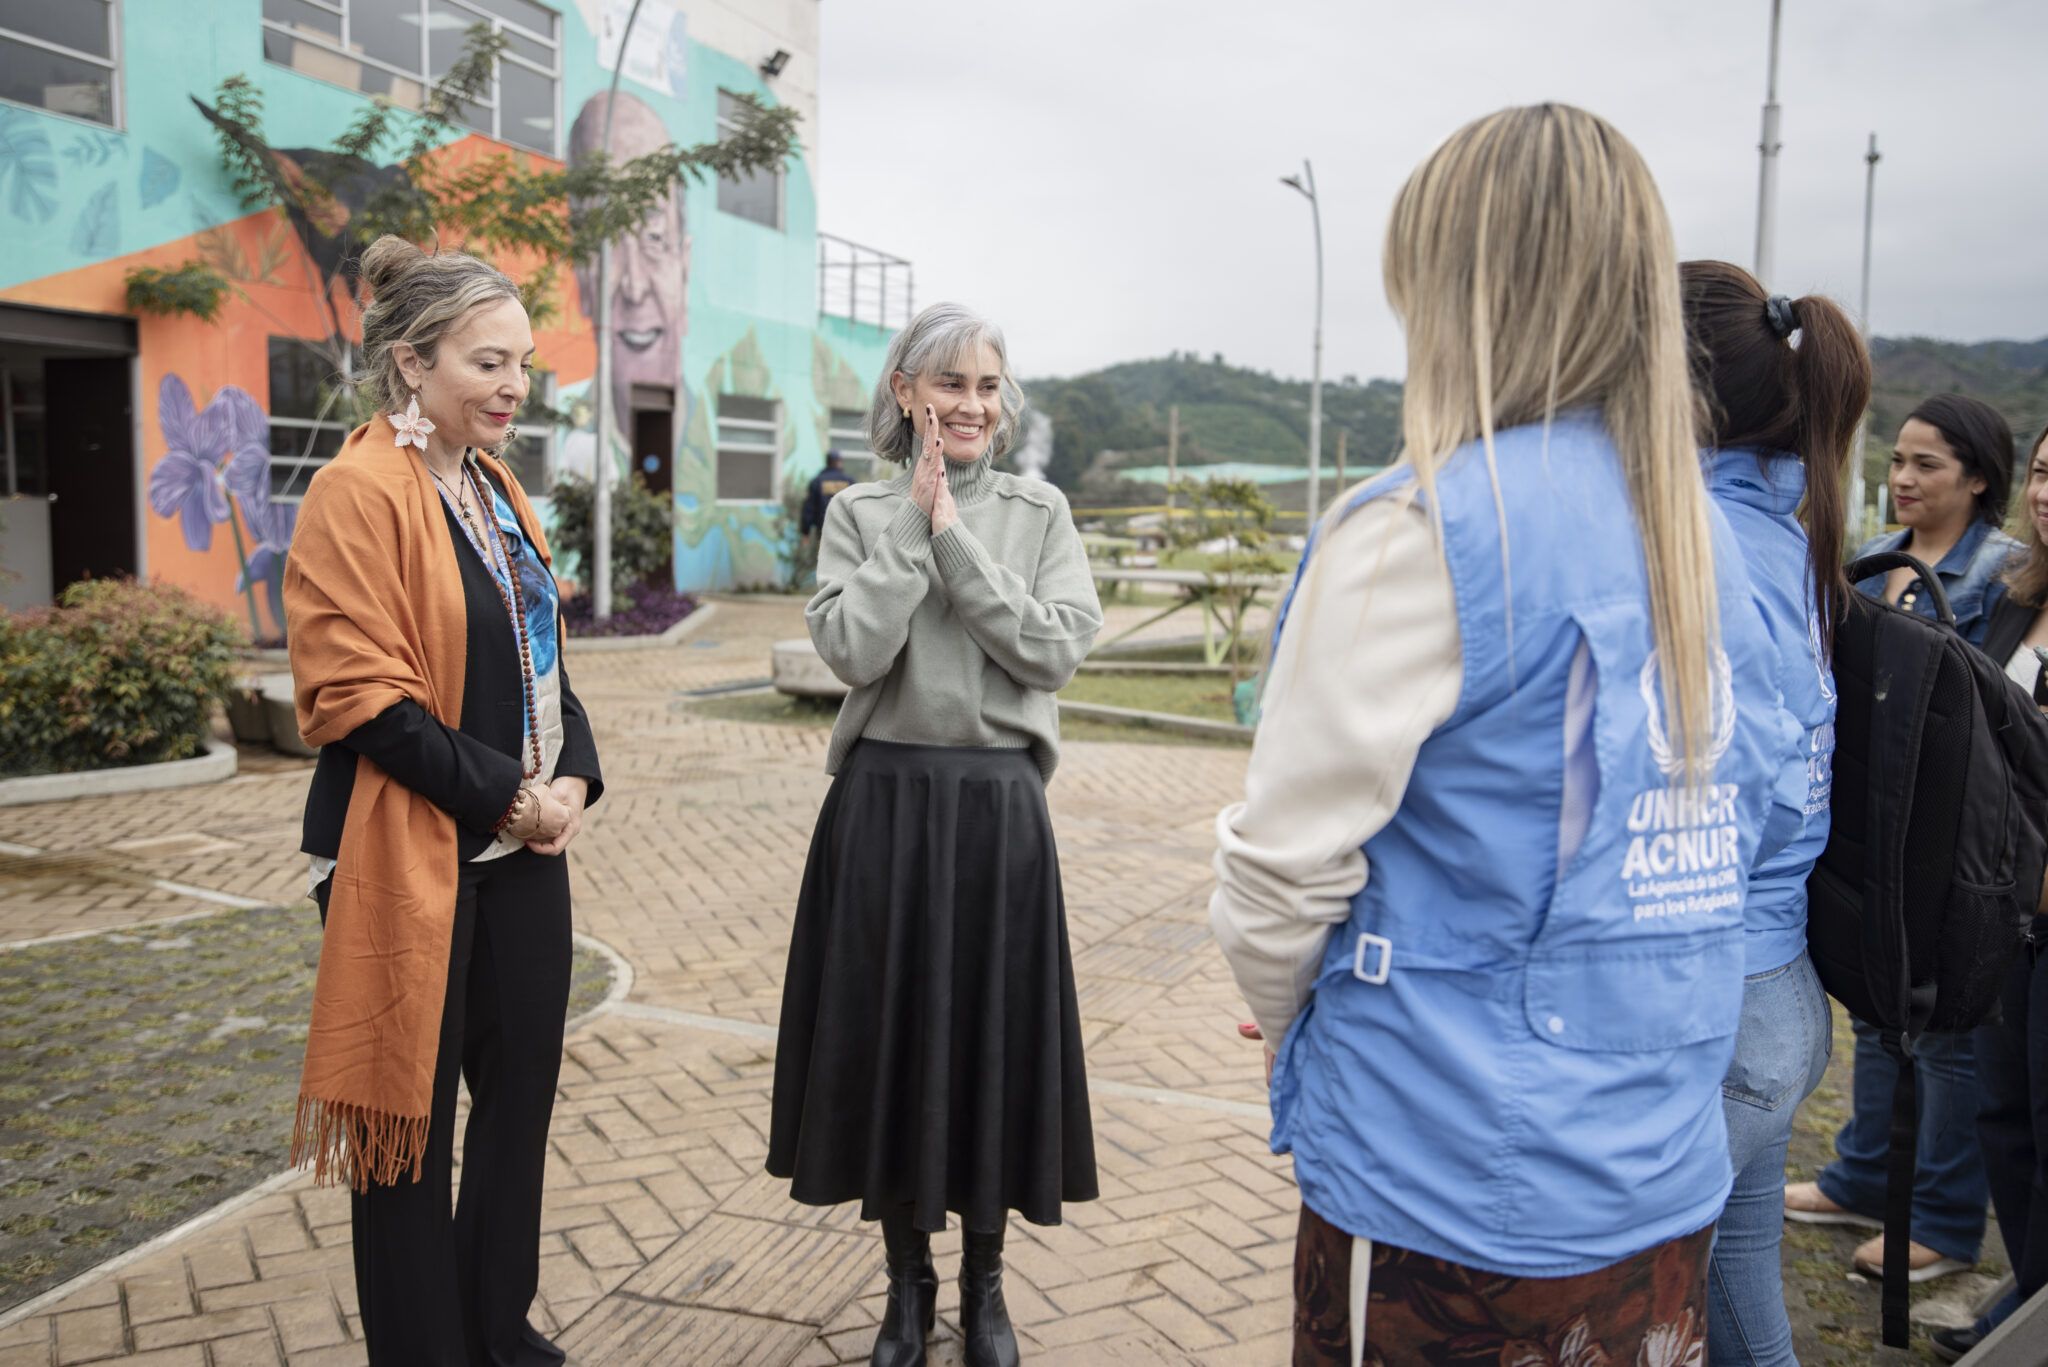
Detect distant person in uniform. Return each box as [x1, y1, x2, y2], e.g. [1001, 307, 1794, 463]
[800, 450, 855, 541]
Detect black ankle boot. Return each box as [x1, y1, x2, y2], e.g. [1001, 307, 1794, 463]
[870, 1214, 937, 1367]
[959, 1226, 1021, 1367]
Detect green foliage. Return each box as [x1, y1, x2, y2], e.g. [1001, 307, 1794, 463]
[1165, 476, 1285, 681]
[547, 472, 673, 589]
[199, 30, 798, 279]
[0, 580, 241, 778]
[1027, 354, 1403, 499]
[123, 263, 232, 322]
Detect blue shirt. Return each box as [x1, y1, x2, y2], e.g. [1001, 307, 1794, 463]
[1707, 450, 1836, 975]
[1853, 519, 2020, 648]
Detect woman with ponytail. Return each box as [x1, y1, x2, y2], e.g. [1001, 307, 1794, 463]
[1680, 261, 1870, 1365]
[1211, 106, 1799, 1364]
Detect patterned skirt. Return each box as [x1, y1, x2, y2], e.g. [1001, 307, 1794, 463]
[1292, 1203, 1713, 1367]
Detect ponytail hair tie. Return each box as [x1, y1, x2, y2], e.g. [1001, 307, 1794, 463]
[1764, 295, 1797, 339]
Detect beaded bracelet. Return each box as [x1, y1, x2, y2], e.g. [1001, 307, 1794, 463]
[492, 786, 530, 836]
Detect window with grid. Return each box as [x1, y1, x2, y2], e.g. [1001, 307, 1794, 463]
[266, 339, 352, 503]
[0, 0, 121, 127]
[715, 90, 784, 230]
[715, 395, 780, 502]
[261, 0, 560, 156]
[827, 406, 882, 481]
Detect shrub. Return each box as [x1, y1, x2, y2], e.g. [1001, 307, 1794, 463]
[0, 580, 242, 778]
[561, 585, 697, 639]
[547, 471, 673, 590]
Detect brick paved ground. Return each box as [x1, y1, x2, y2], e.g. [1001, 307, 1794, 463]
[0, 597, 1297, 1366]
[0, 595, 1975, 1365]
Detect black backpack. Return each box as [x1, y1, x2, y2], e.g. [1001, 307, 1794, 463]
[1805, 551, 2048, 1347]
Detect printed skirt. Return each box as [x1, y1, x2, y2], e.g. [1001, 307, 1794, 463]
[1292, 1203, 1713, 1366]
[766, 740, 1098, 1233]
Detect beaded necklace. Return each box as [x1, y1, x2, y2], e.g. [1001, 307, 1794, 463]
[433, 453, 543, 780]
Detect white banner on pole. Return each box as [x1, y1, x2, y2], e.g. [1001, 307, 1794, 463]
[595, 0, 686, 97]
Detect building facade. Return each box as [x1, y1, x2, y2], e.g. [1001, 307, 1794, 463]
[0, 0, 903, 631]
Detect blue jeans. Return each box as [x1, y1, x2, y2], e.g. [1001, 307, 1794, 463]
[1815, 1017, 1989, 1263]
[1708, 953, 1833, 1367]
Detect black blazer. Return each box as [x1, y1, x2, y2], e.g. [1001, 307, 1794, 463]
[1980, 590, 2040, 677]
[300, 469, 603, 862]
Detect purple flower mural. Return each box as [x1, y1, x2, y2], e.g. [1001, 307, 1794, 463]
[148, 375, 269, 552]
[149, 373, 293, 641]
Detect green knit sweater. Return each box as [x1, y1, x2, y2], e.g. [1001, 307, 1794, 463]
[806, 451, 1103, 782]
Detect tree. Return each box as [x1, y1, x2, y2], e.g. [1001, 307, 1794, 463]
[1163, 475, 1287, 683]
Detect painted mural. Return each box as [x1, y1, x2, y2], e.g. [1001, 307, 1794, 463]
[0, 0, 898, 620]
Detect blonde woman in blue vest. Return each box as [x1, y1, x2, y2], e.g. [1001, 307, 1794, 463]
[1213, 104, 1801, 1365]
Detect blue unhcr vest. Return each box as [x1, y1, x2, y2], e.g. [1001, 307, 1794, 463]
[1267, 415, 1797, 1276]
[1706, 449, 1836, 976]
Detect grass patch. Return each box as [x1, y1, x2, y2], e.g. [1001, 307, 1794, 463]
[1060, 672, 1241, 724]
[1091, 638, 1264, 666]
[0, 903, 613, 1311]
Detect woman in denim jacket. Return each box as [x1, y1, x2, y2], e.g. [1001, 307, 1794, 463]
[1786, 394, 2021, 1288]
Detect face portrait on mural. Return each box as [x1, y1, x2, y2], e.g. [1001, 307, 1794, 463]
[570, 91, 688, 435]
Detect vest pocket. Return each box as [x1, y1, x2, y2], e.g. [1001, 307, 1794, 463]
[1523, 932, 1744, 1052]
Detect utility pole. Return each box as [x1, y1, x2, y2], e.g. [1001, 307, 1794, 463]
[1852, 132, 1880, 537]
[1165, 404, 1179, 519]
[591, 0, 648, 622]
[1281, 161, 1324, 525]
[1754, 0, 1784, 287]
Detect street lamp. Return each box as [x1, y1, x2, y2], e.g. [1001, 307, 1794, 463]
[1753, 0, 1784, 286]
[1280, 161, 1324, 527]
[591, 0, 649, 623]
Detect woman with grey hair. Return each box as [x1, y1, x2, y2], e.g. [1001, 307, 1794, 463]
[767, 302, 1104, 1367]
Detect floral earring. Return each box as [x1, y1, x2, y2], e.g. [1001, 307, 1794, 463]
[389, 390, 434, 451]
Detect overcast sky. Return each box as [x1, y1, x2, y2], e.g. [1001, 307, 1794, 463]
[812, 0, 2047, 383]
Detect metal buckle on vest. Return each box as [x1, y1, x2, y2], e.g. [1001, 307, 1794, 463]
[1352, 932, 1392, 985]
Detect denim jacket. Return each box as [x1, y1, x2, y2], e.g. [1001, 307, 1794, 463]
[1853, 520, 2021, 648]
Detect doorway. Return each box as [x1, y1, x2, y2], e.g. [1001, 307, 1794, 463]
[0, 307, 137, 611]
[629, 383, 674, 585]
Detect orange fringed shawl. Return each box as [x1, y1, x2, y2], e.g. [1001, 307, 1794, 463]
[281, 419, 551, 1189]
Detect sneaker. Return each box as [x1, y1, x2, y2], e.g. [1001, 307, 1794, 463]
[1930, 1324, 1983, 1363]
[1850, 1234, 1971, 1284]
[1782, 1181, 1883, 1229]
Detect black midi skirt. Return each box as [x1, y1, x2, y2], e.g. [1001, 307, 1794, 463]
[767, 740, 1098, 1233]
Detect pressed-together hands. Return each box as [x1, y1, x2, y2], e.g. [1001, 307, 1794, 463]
[505, 776, 590, 855]
[908, 404, 960, 536]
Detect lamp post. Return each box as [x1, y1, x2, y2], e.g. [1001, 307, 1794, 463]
[591, 0, 648, 623]
[1753, 0, 1784, 286]
[1281, 161, 1324, 526]
[1852, 132, 1880, 536]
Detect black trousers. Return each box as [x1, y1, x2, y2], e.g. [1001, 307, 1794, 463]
[316, 847, 572, 1366]
[1977, 928, 2048, 1311]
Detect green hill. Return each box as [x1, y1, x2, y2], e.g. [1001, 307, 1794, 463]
[1028, 339, 2048, 506]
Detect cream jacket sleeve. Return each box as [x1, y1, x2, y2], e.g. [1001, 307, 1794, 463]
[1210, 495, 1463, 1046]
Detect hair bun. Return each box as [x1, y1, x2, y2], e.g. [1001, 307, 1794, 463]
[358, 235, 425, 299]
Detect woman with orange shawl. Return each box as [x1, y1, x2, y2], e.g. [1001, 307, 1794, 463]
[284, 236, 602, 1365]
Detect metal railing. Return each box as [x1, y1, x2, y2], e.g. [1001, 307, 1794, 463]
[818, 232, 913, 331]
